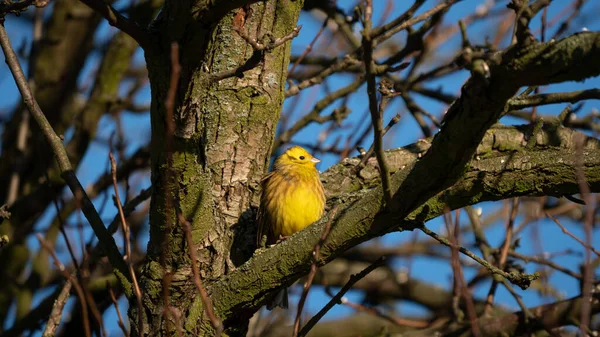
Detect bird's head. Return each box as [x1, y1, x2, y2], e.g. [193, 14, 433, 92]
[276, 146, 321, 169]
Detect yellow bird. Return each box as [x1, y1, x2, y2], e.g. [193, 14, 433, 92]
[257, 146, 326, 309]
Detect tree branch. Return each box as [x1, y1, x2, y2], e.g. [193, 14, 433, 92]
[398, 294, 600, 337]
[508, 88, 600, 110]
[208, 123, 600, 320]
[0, 23, 130, 283]
[79, 0, 152, 50]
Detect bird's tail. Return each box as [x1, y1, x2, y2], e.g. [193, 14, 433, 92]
[267, 288, 288, 310]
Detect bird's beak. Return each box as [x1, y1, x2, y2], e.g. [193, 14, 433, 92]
[310, 157, 321, 163]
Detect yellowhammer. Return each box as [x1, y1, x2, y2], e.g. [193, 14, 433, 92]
[257, 146, 326, 309]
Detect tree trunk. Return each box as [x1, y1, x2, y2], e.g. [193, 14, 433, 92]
[134, 1, 303, 335]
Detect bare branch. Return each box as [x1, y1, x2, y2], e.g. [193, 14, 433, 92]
[546, 213, 600, 257]
[36, 234, 91, 337]
[108, 285, 129, 337]
[508, 89, 600, 110]
[109, 153, 143, 337]
[293, 207, 339, 337]
[419, 224, 538, 290]
[362, 0, 393, 206]
[298, 257, 386, 337]
[41, 280, 72, 337]
[0, 21, 130, 281]
[79, 0, 151, 49]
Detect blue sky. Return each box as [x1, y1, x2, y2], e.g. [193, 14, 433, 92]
[1, 0, 599, 335]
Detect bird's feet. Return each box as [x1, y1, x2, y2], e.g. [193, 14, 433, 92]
[276, 234, 290, 243]
[268, 235, 291, 247]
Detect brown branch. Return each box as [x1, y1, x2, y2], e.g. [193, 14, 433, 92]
[41, 280, 72, 337]
[445, 210, 481, 337]
[373, 0, 459, 42]
[573, 134, 595, 335]
[36, 234, 91, 337]
[353, 80, 403, 172]
[484, 198, 519, 315]
[508, 89, 600, 110]
[339, 297, 428, 329]
[546, 213, 600, 257]
[362, 0, 393, 207]
[507, 250, 582, 280]
[108, 285, 129, 337]
[109, 153, 143, 337]
[0, 0, 45, 15]
[79, 0, 151, 49]
[285, 56, 362, 97]
[293, 206, 339, 337]
[418, 225, 538, 290]
[508, 0, 551, 45]
[0, 21, 130, 281]
[288, 19, 327, 75]
[274, 78, 362, 149]
[400, 294, 600, 337]
[298, 256, 386, 337]
[368, 0, 426, 39]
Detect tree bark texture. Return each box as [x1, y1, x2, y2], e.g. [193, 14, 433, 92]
[129, 2, 600, 336]
[136, 1, 303, 335]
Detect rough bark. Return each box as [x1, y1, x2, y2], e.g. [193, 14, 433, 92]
[137, 1, 303, 336]
[136, 3, 600, 332]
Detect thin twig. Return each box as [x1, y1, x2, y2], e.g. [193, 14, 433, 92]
[41, 280, 72, 337]
[110, 152, 143, 337]
[508, 89, 600, 110]
[108, 284, 130, 337]
[285, 56, 362, 98]
[0, 21, 130, 280]
[83, 286, 107, 337]
[37, 234, 91, 337]
[79, 0, 151, 49]
[546, 213, 599, 257]
[500, 278, 534, 321]
[298, 257, 386, 337]
[180, 214, 223, 335]
[373, 0, 459, 42]
[47, 183, 80, 274]
[507, 250, 582, 280]
[362, 0, 393, 207]
[340, 296, 428, 328]
[418, 225, 538, 290]
[293, 206, 339, 337]
[6, 5, 43, 205]
[274, 78, 362, 150]
[484, 198, 519, 315]
[445, 210, 481, 337]
[573, 134, 595, 335]
[288, 19, 327, 75]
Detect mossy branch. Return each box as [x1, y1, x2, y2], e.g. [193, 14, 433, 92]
[207, 124, 600, 320]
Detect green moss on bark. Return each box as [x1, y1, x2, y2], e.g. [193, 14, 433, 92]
[138, 1, 304, 335]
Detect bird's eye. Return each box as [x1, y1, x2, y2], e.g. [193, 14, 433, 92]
[299, 156, 305, 160]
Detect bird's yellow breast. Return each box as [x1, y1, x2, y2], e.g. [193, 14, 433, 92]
[259, 165, 326, 242]
[274, 182, 325, 236]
